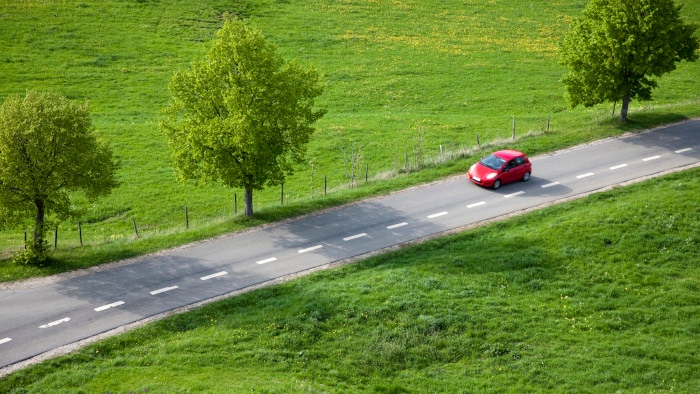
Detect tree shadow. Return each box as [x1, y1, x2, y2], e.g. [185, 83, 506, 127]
[614, 117, 699, 158]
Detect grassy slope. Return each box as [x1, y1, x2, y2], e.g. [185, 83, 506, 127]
[1, 167, 698, 392]
[0, 0, 699, 280]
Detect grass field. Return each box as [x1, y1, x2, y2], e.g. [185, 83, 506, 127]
[1, 167, 698, 392]
[0, 0, 699, 279]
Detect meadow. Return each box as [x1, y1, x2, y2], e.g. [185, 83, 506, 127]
[0, 0, 699, 280]
[1, 166, 698, 392]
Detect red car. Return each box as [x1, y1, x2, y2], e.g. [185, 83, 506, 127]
[468, 150, 531, 189]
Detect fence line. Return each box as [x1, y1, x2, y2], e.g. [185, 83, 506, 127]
[14, 116, 552, 250]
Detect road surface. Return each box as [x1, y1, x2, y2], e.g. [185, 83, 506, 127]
[1, 119, 698, 374]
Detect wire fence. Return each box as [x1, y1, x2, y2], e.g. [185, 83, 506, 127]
[12, 115, 554, 252]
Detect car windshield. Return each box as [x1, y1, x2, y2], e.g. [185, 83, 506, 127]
[479, 154, 506, 170]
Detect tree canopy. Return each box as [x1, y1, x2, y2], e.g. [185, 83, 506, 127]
[0, 91, 118, 262]
[559, 0, 699, 121]
[162, 17, 326, 217]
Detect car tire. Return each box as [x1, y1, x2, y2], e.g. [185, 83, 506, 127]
[492, 179, 501, 190]
[522, 172, 531, 182]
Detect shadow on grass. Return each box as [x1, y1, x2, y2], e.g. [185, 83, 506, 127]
[600, 112, 690, 132]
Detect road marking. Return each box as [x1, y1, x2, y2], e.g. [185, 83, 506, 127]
[387, 222, 408, 229]
[200, 271, 227, 280]
[541, 182, 560, 188]
[94, 301, 125, 312]
[428, 212, 448, 219]
[610, 164, 628, 170]
[577, 172, 594, 179]
[256, 257, 278, 265]
[0, 338, 11, 345]
[150, 286, 178, 295]
[39, 317, 71, 329]
[643, 155, 660, 161]
[299, 245, 323, 253]
[504, 191, 525, 198]
[675, 148, 692, 153]
[467, 201, 486, 208]
[344, 233, 367, 241]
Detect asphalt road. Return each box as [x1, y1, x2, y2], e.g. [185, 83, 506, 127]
[1, 119, 699, 373]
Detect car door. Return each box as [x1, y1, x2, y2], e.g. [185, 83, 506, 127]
[501, 160, 519, 183]
[510, 157, 529, 181]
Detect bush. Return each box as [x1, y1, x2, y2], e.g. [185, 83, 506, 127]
[12, 241, 48, 266]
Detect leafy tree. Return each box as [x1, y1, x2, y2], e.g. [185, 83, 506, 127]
[162, 17, 326, 217]
[559, 0, 699, 122]
[0, 91, 118, 262]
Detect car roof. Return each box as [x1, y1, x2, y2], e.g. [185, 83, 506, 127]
[492, 150, 526, 160]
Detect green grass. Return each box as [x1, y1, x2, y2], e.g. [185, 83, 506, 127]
[2, 167, 698, 392]
[1, 0, 699, 280]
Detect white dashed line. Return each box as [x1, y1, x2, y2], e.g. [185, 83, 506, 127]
[643, 155, 661, 161]
[94, 301, 125, 312]
[200, 271, 227, 280]
[504, 191, 525, 198]
[577, 173, 594, 179]
[610, 164, 628, 170]
[39, 317, 70, 329]
[0, 338, 12, 345]
[299, 245, 323, 253]
[541, 182, 560, 188]
[675, 148, 692, 153]
[387, 222, 408, 229]
[256, 257, 278, 265]
[343, 233, 367, 241]
[150, 286, 178, 295]
[428, 212, 448, 219]
[467, 201, 486, 208]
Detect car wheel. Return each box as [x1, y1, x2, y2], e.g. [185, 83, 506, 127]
[492, 179, 501, 190]
[522, 172, 531, 182]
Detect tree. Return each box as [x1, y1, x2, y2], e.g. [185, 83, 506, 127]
[559, 0, 699, 122]
[0, 91, 118, 262]
[162, 17, 326, 217]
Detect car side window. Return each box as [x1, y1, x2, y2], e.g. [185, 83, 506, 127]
[514, 157, 525, 166]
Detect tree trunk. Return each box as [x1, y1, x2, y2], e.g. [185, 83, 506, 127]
[33, 198, 45, 252]
[620, 94, 630, 122]
[244, 188, 254, 217]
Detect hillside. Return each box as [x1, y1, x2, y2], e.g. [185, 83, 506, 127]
[1, 1, 699, 275]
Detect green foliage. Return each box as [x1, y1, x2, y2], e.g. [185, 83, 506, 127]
[1, 168, 698, 392]
[0, 0, 699, 277]
[162, 17, 325, 216]
[0, 91, 118, 256]
[11, 241, 48, 266]
[560, 0, 699, 120]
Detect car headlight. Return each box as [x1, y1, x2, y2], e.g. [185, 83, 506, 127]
[469, 164, 476, 173]
[485, 172, 498, 180]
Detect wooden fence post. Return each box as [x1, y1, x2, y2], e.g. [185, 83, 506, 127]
[185, 206, 189, 229]
[79, 222, 83, 246]
[132, 219, 139, 238]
